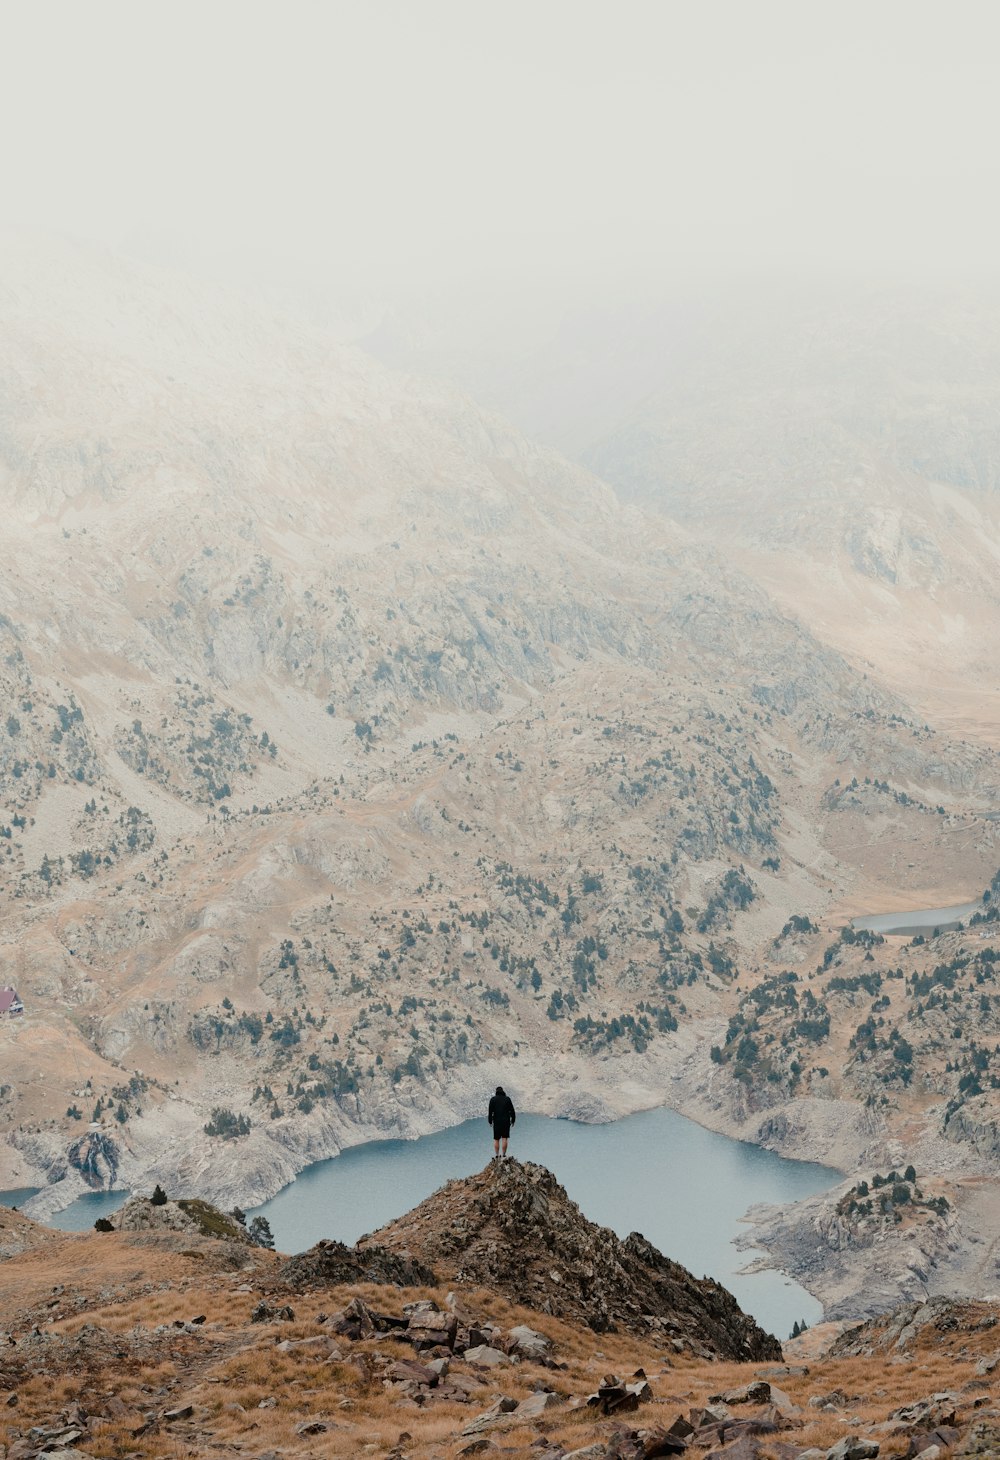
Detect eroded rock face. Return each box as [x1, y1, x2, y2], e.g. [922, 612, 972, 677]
[361, 1158, 782, 1360]
[830, 1295, 997, 1358]
[66, 1131, 119, 1188]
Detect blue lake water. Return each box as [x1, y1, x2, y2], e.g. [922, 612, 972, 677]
[852, 900, 980, 936]
[0, 1187, 129, 1227]
[0, 1187, 41, 1209]
[2, 1105, 839, 1340]
[248, 1105, 837, 1339]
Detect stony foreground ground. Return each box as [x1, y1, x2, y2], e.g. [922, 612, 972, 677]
[3, 1204, 1000, 1460]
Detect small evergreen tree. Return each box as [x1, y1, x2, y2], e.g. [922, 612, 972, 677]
[150, 1183, 168, 1206]
[248, 1215, 275, 1250]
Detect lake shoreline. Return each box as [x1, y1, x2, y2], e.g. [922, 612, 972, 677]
[850, 898, 981, 936]
[3, 1023, 863, 1333]
[9, 1018, 860, 1219]
[8, 1024, 995, 1323]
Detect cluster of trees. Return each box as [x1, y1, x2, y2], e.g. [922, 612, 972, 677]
[203, 1107, 251, 1139]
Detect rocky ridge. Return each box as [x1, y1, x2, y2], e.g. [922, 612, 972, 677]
[362, 1158, 780, 1360]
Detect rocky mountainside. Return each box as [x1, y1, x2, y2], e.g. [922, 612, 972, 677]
[577, 287, 1000, 739]
[690, 869, 1000, 1321]
[3, 1188, 1000, 1459]
[362, 1158, 780, 1359]
[371, 285, 1000, 741]
[3, 240, 1000, 1334]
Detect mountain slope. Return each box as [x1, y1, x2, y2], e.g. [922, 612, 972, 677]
[580, 287, 1000, 740]
[1, 240, 999, 1248]
[3, 1190, 1000, 1459]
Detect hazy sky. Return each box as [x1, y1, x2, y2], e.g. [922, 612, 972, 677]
[3, 0, 999, 309]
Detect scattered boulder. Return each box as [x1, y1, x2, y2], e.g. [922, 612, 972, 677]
[515, 1390, 562, 1419]
[826, 1440, 879, 1460]
[463, 1344, 509, 1368]
[250, 1300, 294, 1323]
[889, 1394, 957, 1429]
[327, 1296, 406, 1340]
[703, 1436, 771, 1460]
[389, 1359, 439, 1388]
[461, 1396, 519, 1435]
[602, 1425, 689, 1458]
[507, 1324, 550, 1360]
[904, 1430, 960, 1457]
[584, 1375, 653, 1416]
[407, 1307, 458, 1350]
[711, 1382, 773, 1406]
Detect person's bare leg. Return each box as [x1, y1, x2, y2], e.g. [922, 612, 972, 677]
[493, 1137, 499, 1159]
[501, 1136, 509, 1158]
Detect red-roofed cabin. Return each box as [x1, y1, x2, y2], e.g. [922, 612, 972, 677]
[0, 987, 24, 1017]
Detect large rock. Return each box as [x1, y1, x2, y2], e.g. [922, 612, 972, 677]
[360, 1159, 781, 1359]
[405, 1303, 458, 1349]
[826, 1441, 879, 1460]
[463, 1344, 509, 1367]
[507, 1324, 550, 1359]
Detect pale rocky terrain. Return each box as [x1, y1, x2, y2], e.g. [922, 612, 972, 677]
[2, 240, 1000, 1325]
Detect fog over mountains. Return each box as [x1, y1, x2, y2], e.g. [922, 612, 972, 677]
[1, 236, 998, 1257]
[365, 286, 1000, 740]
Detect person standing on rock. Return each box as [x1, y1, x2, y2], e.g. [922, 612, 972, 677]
[488, 1085, 516, 1159]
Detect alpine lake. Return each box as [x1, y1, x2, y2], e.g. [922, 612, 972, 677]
[3, 1104, 838, 1341]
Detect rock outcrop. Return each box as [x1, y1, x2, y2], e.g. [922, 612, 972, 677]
[361, 1158, 782, 1360]
[109, 1194, 249, 1243]
[280, 1237, 436, 1290]
[830, 1295, 998, 1358]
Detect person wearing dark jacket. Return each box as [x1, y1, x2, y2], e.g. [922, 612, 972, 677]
[488, 1085, 516, 1158]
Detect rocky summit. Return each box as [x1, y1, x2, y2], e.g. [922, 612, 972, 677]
[361, 1157, 781, 1360]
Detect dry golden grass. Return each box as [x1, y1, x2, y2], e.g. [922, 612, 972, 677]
[3, 1231, 998, 1458]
